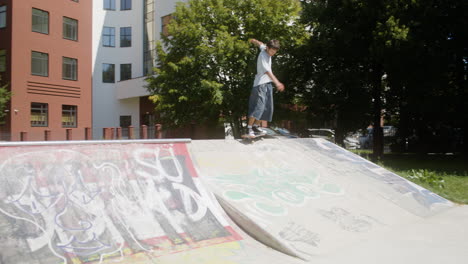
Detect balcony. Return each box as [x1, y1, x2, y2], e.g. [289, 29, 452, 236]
[116, 76, 149, 99]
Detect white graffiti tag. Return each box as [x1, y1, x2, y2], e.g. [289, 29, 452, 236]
[0, 144, 229, 264]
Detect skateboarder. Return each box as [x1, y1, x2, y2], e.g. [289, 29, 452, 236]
[245, 38, 285, 138]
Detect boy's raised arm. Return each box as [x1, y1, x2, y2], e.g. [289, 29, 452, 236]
[249, 38, 264, 47]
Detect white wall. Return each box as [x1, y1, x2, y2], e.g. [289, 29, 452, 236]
[92, 0, 184, 139]
[92, 0, 144, 139]
[119, 97, 140, 128]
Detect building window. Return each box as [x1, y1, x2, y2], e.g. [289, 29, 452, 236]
[120, 27, 131, 47]
[102, 63, 115, 83]
[31, 102, 48, 127]
[31, 51, 48, 77]
[161, 14, 173, 36]
[121, 0, 131, 10]
[120, 115, 131, 137]
[0, 50, 5, 72]
[32, 8, 49, 34]
[120, 63, 131, 81]
[63, 17, 78, 41]
[104, 0, 115, 10]
[62, 105, 77, 127]
[144, 49, 155, 75]
[120, 115, 131, 127]
[0, 5, 6, 28]
[144, 0, 155, 75]
[63, 57, 77, 81]
[102, 27, 115, 47]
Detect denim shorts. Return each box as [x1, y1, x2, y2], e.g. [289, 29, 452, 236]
[248, 82, 274, 122]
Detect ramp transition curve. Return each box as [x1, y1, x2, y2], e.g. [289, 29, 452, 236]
[0, 138, 467, 264]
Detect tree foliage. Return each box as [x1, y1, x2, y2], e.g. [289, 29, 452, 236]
[0, 76, 11, 121]
[296, 0, 467, 155]
[296, 0, 409, 156]
[145, 0, 306, 136]
[383, 0, 468, 153]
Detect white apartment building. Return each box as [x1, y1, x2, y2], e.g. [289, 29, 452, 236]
[92, 0, 182, 139]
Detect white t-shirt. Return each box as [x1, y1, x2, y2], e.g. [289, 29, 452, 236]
[253, 44, 272, 87]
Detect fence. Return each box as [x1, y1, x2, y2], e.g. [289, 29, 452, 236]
[0, 125, 164, 142]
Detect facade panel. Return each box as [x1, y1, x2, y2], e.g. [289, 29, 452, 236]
[2, 0, 92, 141]
[1, 0, 185, 141]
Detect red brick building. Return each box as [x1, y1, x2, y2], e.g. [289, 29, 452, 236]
[0, 0, 92, 141]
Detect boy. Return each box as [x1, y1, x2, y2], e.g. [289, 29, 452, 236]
[246, 38, 284, 137]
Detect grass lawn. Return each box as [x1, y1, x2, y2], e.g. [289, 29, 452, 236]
[351, 150, 468, 204]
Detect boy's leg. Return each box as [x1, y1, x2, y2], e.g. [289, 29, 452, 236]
[247, 84, 268, 136]
[248, 116, 256, 127]
[248, 84, 267, 120]
[252, 120, 266, 135]
[259, 83, 274, 122]
[246, 116, 256, 137]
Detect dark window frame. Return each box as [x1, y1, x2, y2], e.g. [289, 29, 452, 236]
[0, 5, 6, 29]
[120, 63, 131, 81]
[120, 115, 131, 127]
[0, 49, 6, 73]
[102, 26, 115, 47]
[32, 8, 49, 34]
[31, 51, 49, 77]
[102, 63, 115, 83]
[31, 102, 48, 127]
[63, 16, 78, 41]
[104, 0, 116, 11]
[121, 0, 132, 10]
[120, 27, 132, 47]
[62, 105, 78, 128]
[62, 57, 78, 81]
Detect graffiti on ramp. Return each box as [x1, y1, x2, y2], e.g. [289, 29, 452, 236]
[0, 143, 241, 264]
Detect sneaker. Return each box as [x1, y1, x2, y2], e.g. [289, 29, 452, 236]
[248, 128, 256, 137]
[253, 126, 266, 136]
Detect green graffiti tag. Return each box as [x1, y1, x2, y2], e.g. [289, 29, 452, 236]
[214, 167, 343, 216]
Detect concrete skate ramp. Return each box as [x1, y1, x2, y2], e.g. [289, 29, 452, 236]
[189, 138, 456, 260]
[0, 140, 304, 264]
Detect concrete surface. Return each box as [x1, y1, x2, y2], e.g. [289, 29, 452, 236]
[310, 204, 468, 264]
[0, 141, 303, 264]
[1, 138, 466, 264]
[189, 138, 466, 262]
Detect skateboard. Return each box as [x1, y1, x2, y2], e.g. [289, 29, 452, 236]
[241, 133, 266, 143]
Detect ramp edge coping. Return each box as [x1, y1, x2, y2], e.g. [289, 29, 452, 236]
[0, 138, 192, 147]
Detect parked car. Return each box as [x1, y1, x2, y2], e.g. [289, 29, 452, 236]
[307, 128, 335, 142]
[344, 133, 361, 149]
[308, 128, 362, 149]
[383, 125, 397, 137]
[260, 127, 295, 138]
[359, 126, 397, 149]
[359, 128, 373, 149]
[271, 127, 299, 138]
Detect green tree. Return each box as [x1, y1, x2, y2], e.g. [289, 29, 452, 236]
[297, 0, 412, 158]
[0, 76, 11, 122]
[384, 0, 468, 153]
[146, 0, 306, 137]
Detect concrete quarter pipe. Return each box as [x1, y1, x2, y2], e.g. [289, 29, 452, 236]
[0, 140, 302, 264]
[0, 138, 467, 264]
[189, 138, 468, 263]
